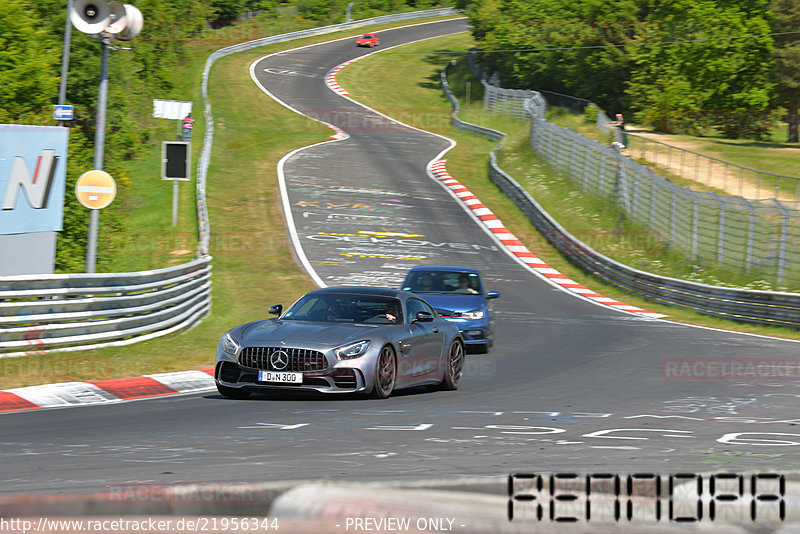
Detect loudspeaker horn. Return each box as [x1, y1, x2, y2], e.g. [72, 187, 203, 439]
[114, 4, 143, 41]
[69, 0, 110, 34]
[104, 1, 127, 34]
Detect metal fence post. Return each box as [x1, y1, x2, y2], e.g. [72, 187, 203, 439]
[739, 167, 744, 197]
[670, 189, 677, 245]
[774, 199, 789, 286]
[711, 193, 726, 265]
[582, 144, 590, 191]
[650, 177, 658, 228]
[744, 198, 755, 273]
[689, 190, 699, 259]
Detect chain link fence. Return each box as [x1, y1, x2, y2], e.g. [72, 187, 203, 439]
[467, 55, 800, 288]
[442, 62, 800, 326]
[594, 110, 800, 204]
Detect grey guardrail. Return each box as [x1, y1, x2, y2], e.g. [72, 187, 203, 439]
[0, 10, 460, 359]
[0, 257, 212, 358]
[441, 63, 800, 328]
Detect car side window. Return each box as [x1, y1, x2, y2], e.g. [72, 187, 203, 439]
[407, 298, 434, 322]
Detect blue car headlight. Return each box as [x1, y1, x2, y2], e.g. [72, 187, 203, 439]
[461, 309, 485, 320]
[335, 340, 370, 360]
[222, 333, 240, 355]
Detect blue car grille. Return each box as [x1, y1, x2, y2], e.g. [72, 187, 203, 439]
[239, 347, 328, 372]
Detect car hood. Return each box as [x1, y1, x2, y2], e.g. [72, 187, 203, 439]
[238, 319, 379, 347]
[416, 293, 485, 314]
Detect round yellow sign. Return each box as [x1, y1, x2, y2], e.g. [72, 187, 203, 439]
[75, 170, 117, 209]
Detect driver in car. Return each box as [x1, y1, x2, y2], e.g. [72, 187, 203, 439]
[385, 300, 401, 323]
[457, 274, 478, 294]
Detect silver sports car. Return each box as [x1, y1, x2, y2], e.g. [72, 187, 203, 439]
[214, 287, 465, 399]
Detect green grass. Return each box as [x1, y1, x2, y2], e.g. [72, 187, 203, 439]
[0, 14, 464, 390]
[335, 32, 800, 341]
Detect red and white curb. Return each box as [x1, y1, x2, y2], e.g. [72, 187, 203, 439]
[0, 368, 215, 414]
[329, 125, 348, 140]
[429, 159, 665, 319]
[326, 61, 352, 96]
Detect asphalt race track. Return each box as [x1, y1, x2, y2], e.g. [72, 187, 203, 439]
[3, 18, 800, 497]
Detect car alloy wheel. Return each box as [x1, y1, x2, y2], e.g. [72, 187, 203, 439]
[371, 345, 396, 398]
[440, 340, 464, 390]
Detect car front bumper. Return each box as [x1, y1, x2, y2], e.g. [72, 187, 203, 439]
[440, 318, 491, 345]
[215, 359, 369, 394]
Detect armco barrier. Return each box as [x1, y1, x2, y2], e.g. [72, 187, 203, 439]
[0, 9, 460, 358]
[0, 257, 212, 358]
[442, 63, 800, 328]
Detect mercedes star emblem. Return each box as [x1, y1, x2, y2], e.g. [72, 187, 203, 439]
[270, 350, 290, 371]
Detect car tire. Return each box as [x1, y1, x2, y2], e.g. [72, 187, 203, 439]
[440, 340, 464, 390]
[217, 383, 250, 399]
[371, 345, 396, 399]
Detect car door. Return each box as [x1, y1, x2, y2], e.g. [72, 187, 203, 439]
[397, 298, 443, 381]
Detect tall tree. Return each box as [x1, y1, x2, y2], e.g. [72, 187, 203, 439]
[465, 0, 640, 113]
[625, 0, 774, 136]
[769, 0, 800, 142]
[0, 0, 60, 122]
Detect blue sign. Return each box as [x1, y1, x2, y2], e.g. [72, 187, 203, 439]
[0, 125, 68, 235]
[53, 105, 74, 120]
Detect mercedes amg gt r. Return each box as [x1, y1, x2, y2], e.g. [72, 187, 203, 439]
[214, 287, 465, 399]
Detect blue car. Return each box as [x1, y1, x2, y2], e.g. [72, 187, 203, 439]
[401, 266, 499, 353]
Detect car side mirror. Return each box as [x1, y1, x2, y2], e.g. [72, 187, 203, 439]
[486, 291, 500, 300]
[414, 311, 434, 323]
[268, 304, 283, 316]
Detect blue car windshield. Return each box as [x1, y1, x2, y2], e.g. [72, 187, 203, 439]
[282, 294, 403, 324]
[403, 271, 482, 294]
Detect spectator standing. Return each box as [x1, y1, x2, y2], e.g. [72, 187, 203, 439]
[182, 113, 194, 141]
[613, 113, 628, 148]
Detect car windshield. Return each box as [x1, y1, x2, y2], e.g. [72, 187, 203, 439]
[361, 34, 374, 39]
[282, 294, 402, 324]
[403, 271, 482, 294]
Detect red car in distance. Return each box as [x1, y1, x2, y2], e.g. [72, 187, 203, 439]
[356, 33, 380, 47]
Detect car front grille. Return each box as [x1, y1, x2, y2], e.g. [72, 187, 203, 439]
[238, 347, 328, 373]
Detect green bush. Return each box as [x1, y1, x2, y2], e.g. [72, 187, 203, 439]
[583, 103, 599, 124]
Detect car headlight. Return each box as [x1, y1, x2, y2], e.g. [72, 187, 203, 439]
[335, 340, 370, 360]
[461, 309, 485, 320]
[222, 333, 240, 355]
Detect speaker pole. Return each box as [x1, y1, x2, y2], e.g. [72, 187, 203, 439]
[86, 38, 110, 273]
[69, 2, 143, 272]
